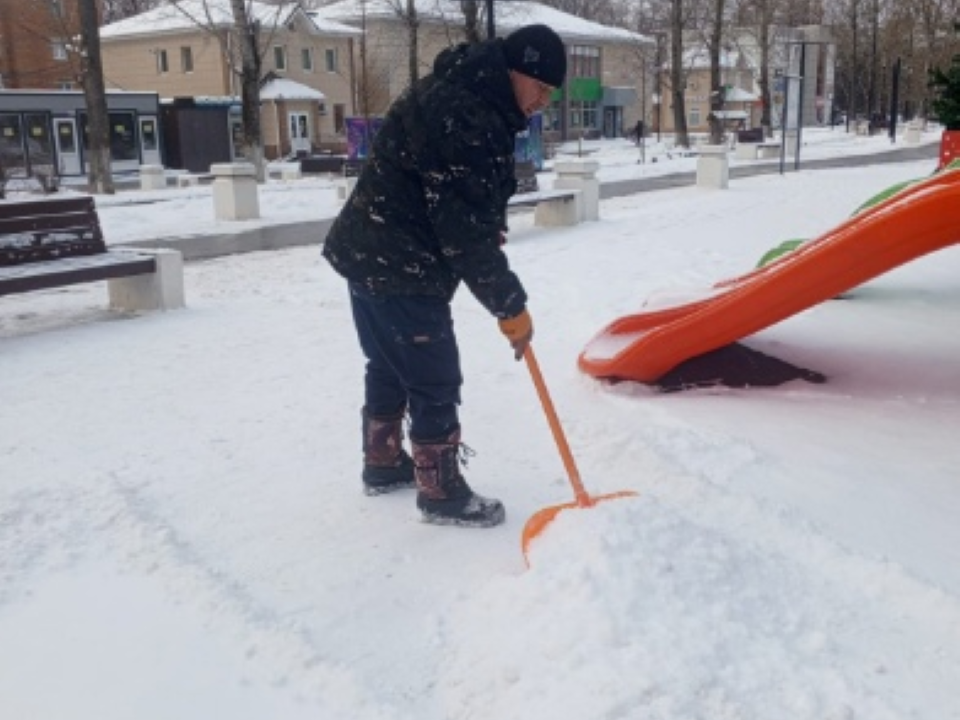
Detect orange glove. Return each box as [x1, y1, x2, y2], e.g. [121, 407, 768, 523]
[498, 309, 533, 361]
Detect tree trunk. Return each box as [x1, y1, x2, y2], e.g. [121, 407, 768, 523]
[230, 0, 265, 182]
[758, 3, 772, 137]
[407, 0, 419, 85]
[78, 0, 114, 195]
[707, 0, 726, 145]
[462, 0, 481, 44]
[670, 0, 689, 147]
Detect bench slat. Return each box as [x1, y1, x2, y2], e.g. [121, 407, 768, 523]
[508, 189, 578, 208]
[0, 252, 156, 296]
[0, 197, 106, 266]
[0, 211, 100, 235]
[0, 196, 94, 221]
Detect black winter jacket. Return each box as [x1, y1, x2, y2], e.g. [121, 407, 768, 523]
[322, 39, 529, 319]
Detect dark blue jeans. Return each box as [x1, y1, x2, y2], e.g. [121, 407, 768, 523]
[348, 282, 462, 442]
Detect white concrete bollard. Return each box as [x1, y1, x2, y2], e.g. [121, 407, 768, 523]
[211, 163, 260, 221]
[903, 120, 922, 145]
[696, 145, 729, 189]
[337, 176, 358, 201]
[280, 164, 303, 181]
[108, 248, 186, 312]
[140, 164, 166, 191]
[552, 159, 600, 221]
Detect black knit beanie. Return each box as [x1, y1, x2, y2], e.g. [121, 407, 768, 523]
[503, 24, 567, 88]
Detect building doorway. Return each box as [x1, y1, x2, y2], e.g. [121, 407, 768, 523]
[54, 118, 81, 175]
[289, 112, 310, 155]
[139, 116, 161, 165]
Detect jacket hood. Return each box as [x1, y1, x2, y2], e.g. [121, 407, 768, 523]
[432, 40, 528, 134]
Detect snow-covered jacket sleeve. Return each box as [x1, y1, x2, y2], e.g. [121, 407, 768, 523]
[419, 103, 527, 319]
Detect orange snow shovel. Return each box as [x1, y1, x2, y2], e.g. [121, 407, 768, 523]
[521, 346, 637, 562]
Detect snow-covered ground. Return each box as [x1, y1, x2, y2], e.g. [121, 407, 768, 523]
[2, 126, 959, 719]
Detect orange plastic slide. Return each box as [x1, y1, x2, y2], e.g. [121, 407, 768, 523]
[579, 167, 960, 384]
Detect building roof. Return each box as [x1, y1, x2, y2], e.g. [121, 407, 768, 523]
[259, 77, 325, 101]
[101, 0, 361, 41]
[311, 0, 651, 45]
[725, 87, 758, 102]
[682, 47, 744, 70]
[713, 109, 748, 120]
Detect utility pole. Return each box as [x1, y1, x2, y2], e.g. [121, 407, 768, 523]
[485, 0, 494, 39]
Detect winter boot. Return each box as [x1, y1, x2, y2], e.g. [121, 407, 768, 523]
[412, 430, 505, 528]
[362, 408, 415, 496]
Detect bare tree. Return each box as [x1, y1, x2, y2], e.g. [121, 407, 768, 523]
[705, 0, 727, 144]
[670, 0, 691, 146]
[738, 0, 779, 135]
[461, 0, 482, 43]
[78, 0, 115, 194]
[231, 0, 265, 178]
[101, 0, 163, 23]
[168, 0, 298, 182]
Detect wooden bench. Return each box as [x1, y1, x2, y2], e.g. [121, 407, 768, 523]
[301, 155, 346, 176]
[514, 159, 540, 194]
[508, 188, 580, 227]
[343, 159, 367, 178]
[335, 158, 369, 200]
[735, 140, 781, 160]
[0, 196, 185, 312]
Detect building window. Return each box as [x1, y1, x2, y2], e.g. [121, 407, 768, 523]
[543, 102, 561, 131]
[569, 100, 598, 130]
[274, 46, 287, 71]
[325, 48, 338, 73]
[156, 49, 168, 74]
[51, 41, 67, 61]
[570, 45, 599, 79]
[81, 112, 137, 162]
[141, 119, 158, 151]
[58, 80, 73, 90]
[333, 103, 345, 133]
[301, 47, 313, 71]
[180, 46, 193, 73]
[689, 107, 701, 126]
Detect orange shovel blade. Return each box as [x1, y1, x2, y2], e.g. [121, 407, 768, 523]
[521, 490, 638, 562]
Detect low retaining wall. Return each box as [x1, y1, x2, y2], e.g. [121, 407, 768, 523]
[117, 217, 335, 262]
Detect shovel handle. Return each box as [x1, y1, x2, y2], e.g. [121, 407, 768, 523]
[523, 346, 592, 508]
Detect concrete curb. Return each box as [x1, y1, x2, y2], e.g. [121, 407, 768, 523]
[116, 217, 334, 262]
[115, 142, 938, 264]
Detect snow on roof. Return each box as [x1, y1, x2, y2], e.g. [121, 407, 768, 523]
[725, 87, 758, 102]
[713, 109, 748, 120]
[101, 0, 359, 41]
[682, 46, 743, 70]
[311, 0, 650, 45]
[259, 77, 325, 101]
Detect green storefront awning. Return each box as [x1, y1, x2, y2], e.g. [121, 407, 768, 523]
[567, 78, 602, 102]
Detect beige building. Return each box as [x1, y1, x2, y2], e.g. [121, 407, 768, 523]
[655, 46, 759, 137]
[99, 0, 361, 158]
[311, 0, 652, 141]
[655, 26, 836, 137]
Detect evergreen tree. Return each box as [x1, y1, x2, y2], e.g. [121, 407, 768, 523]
[928, 24, 960, 130]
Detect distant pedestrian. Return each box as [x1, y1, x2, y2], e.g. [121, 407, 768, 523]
[633, 119, 645, 145]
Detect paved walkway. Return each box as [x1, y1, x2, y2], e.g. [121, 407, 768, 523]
[601, 141, 939, 199]
[121, 141, 941, 261]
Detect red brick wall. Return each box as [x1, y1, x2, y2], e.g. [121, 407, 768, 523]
[0, 0, 85, 89]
